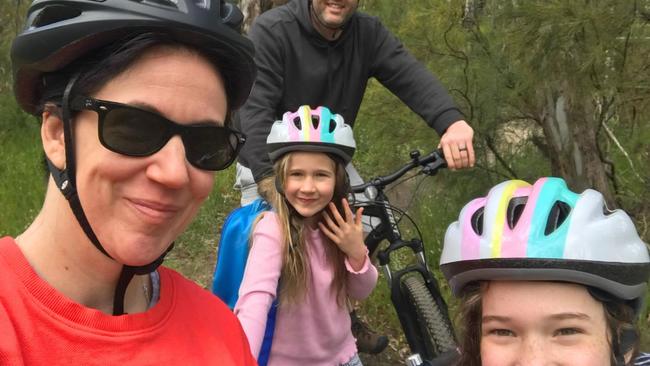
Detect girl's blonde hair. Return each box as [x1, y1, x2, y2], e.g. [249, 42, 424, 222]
[267, 151, 351, 307]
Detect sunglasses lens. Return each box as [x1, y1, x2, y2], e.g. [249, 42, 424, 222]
[101, 108, 168, 156]
[91, 98, 241, 170]
[184, 127, 240, 170]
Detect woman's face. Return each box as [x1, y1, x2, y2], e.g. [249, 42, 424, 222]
[480, 281, 611, 366]
[72, 46, 226, 266]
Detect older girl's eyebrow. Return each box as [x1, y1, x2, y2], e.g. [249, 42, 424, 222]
[482, 315, 511, 323]
[547, 312, 591, 321]
[482, 312, 591, 324]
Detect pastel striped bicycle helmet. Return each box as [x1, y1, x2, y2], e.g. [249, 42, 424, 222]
[441, 177, 650, 310]
[266, 105, 356, 163]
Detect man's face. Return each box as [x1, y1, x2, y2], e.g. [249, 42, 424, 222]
[311, 0, 359, 29]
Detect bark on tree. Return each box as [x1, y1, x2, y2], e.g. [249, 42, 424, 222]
[537, 83, 617, 206]
[240, 0, 289, 34]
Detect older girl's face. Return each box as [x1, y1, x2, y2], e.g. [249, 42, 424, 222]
[480, 281, 611, 366]
[72, 46, 226, 266]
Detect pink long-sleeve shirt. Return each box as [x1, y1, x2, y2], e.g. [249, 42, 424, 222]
[234, 212, 378, 366]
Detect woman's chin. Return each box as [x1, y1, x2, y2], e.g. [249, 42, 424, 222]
[106, 236, 175, 268]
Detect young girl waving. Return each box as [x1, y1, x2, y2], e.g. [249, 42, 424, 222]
[234, 106, 378, 366]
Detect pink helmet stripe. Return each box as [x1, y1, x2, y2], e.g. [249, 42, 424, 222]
[285, 110, 301, 141]
[460, 198, 486, 259]
[505, 178, 547, 257]
[499, 184, 536, 257]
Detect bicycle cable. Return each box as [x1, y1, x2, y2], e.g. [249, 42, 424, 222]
[355, 199, 426, 265]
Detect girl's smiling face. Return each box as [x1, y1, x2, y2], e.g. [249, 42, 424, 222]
[480, 281, 611, 366]
[283, 151, 336, 223]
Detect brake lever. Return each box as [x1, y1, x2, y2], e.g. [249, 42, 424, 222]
[421, 158, 447, 176]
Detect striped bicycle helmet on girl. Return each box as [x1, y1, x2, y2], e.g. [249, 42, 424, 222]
[440, 177, 650, 310]
[266, 105, 356, 163]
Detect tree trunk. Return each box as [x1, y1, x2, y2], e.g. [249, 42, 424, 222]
[240, 0, 289, 34]
[538, 84, 616, 206]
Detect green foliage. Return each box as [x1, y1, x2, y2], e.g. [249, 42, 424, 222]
[355, 0, 650, 351]
[1, 0, 648, 356]
[0, 91, 44, 234]
[0, 1, 29, 93]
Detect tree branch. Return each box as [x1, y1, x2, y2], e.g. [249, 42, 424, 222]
[601, 121, 646, 184]
[484, 136, 519, 178]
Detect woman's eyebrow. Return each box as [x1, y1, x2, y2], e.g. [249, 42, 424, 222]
[129, 100, 224, 126]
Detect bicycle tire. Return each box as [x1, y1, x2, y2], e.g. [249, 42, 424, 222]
[401, 275, 457, 358]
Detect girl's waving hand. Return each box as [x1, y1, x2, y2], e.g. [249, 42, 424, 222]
[319, 198, 367, 271]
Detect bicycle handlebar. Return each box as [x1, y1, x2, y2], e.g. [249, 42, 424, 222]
[351, 149, 447, 193]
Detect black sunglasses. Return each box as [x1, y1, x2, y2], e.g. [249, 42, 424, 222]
[69, 96, 245, 171]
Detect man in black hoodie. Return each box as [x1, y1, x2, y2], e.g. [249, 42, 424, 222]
[234, 0, 474, 355]
[236, 0, 474, 204]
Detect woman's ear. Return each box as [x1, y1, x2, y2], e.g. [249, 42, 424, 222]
[41, 107, 66, 170]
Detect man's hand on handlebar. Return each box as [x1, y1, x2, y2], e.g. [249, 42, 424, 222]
[438, 120, 475, 170]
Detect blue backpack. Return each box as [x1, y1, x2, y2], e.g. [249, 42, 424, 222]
[211, 198, 277, 366]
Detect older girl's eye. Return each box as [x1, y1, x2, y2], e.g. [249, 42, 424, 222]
[554, 328, 582, 336]
[488, 329, 515, 337]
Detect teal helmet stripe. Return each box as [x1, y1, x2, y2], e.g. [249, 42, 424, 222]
[527, 178, 579, 258]
[319, 107, 335, 143]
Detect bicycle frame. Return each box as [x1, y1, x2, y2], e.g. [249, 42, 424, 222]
[351, 150, 456, 361]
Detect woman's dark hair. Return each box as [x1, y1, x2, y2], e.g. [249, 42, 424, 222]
[455, 281, 641, 366]
[38, 32, 233, 123]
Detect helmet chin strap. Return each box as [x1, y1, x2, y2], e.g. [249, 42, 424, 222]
[47, 74, 174, 315]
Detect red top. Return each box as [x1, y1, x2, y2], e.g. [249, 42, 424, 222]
[0, 236, 257, 365]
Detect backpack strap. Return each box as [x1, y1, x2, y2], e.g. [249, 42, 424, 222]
[258, 299, 279, 366]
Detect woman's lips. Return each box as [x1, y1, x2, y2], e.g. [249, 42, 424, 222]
[127, 198, 180, 223]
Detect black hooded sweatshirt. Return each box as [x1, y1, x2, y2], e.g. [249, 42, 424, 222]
[236, 0, 464, 181]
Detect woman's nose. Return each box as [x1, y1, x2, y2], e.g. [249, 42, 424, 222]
[145, 135, 190, 189]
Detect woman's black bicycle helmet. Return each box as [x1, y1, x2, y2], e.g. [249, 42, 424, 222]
[12, 0, 256, 115]
[10, 0, 255, 315]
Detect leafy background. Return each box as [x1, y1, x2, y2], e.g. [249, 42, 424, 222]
[1, 0, 648, 364]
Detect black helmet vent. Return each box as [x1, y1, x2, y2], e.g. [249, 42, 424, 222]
[471, 207, 484, 235]
[507, 196, 528, 230]
[33, 5, 82, 28]
[311, 115, 320, 129]
[328, 118, 336, 133]
[292, 116, 301, 129]
[545, 201, 572, 235]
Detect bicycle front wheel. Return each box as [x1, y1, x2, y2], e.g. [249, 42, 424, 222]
[401, 275, 457, 359]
